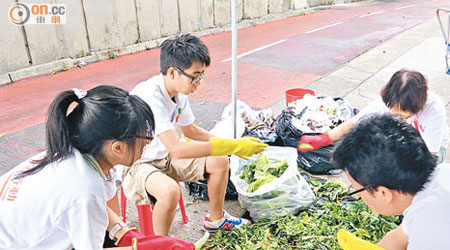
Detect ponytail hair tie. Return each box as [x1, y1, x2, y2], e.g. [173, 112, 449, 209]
[73, 88, 87, 100]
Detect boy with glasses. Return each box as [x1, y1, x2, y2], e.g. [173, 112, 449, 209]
[123, 33, 267, 236]
[333, 114, 450, 250]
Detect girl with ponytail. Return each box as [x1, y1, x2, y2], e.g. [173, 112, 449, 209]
[0, 86, 195, 249]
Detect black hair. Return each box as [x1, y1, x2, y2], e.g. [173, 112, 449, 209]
[381, 69, 428, 114]
[19, 85, 154, 177]
[160, 33, 210, 75]
[333, 114, 436, 194]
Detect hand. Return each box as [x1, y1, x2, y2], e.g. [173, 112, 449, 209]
[131, 235, 195, 250]
[337, 229, 385, 250]
[116, 228, 145, 247]
[209, 137, 268, 160]
[297, 133, 332, 152]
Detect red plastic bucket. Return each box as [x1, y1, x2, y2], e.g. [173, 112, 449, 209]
[285, 88, 315, 106]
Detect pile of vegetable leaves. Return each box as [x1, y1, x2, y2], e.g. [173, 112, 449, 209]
[202, 178, 399, 249]
[240, 153, 289, 192]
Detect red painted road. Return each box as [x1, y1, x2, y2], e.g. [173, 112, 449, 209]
[0, 0, 445, 135]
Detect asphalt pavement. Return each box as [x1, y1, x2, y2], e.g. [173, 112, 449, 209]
[0, 0, 449, 244]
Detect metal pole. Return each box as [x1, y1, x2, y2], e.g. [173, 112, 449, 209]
[231, 0, 238, 138]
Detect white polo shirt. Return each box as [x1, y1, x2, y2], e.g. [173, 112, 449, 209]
[402, 163, 450, 250]
[0, 149, 116, 250]
[131, 74, 195, 162]
[352, 91, 449, 153]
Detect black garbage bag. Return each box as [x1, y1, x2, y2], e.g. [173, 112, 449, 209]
[243, 128, 283, 146]
[274, 108, 303, 147]
[184, 171, 238, 201]
[297, 143, 336, 174]
[274, 108, 338, 174]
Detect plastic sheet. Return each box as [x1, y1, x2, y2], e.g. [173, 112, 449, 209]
[230, 146, 315, 221]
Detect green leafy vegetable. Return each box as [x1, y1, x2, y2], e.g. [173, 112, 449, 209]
[247, 175, 277, 192]
[202, 178, 399, 249]
[240, 153, 289, 192]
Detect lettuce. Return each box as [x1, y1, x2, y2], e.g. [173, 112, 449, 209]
[240, 153, 289, 192]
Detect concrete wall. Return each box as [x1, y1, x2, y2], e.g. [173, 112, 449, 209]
[244, 0, 268, 19]
[199, 0, 214, 29]
[214, 0, 243, 26]
[269, 0, 291, 14]
[1, 0, 320, 83]
[0, 0, 31, 74]
[83, 0, 138, 51]
[24, 0, 90, 65]
[135, 0, 161, 41]
[308, 0, 334, 8]
[179, 0, 201, 32]
[159, 0, 180, 37]
[291, 0, 309, 9]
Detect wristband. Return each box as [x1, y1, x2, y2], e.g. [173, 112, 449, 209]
[109, 222, 127, 240]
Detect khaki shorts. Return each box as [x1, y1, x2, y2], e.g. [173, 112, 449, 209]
[122, 155, 207, 205]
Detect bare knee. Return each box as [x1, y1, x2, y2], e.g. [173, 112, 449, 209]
[146, 174, 180, 208]
[206, 156, 229, 175]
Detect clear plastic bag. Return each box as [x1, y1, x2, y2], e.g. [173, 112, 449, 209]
[230, 146, 316, 221]
[220, 100, 279, 144]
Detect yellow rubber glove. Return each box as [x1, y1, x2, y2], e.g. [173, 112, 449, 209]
[209, 137, 268, 160]
[338, 230, 386, 250]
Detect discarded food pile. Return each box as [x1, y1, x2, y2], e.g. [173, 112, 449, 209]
[241, 105, 278, 144]
[202, 178, 399, 250]
[288, 94, 354, 133]
[274, 95, 356, 174]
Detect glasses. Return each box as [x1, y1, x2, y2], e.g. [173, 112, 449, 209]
[347, 185, 370, 199]
[174, 67, 206, 84]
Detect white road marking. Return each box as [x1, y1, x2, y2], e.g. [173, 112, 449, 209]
[359, 11, 384, 18]
[304, 22, 345, 34]
[222, 39, 287, 62]
[395, 5, 416, 10]
[425, 0, 439, 4]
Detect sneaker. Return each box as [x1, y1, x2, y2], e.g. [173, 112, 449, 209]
[203, 211, 251, 232]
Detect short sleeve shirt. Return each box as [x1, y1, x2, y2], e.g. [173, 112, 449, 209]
[0, 149, 113, 250]
[131, 74, 195, 162]
[401, 163, 450, 250]
[351, 91, 449, 152]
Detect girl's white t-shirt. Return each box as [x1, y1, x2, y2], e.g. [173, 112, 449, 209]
[351, 91, 449, 152]
[0, 149, 116, 250]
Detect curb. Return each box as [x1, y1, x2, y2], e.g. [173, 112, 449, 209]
[0, 74, 11, 86]
[0, 1, 368, 87]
